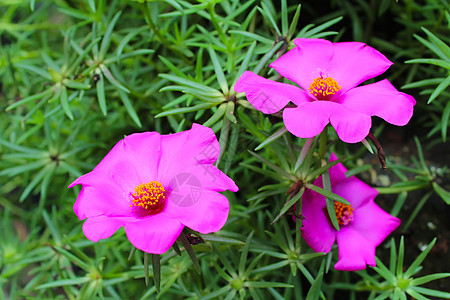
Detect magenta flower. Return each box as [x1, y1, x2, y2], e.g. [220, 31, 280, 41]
[69, 124, 238, 254]
[234, 38, 416, 143]
[301, 154, 400, 271]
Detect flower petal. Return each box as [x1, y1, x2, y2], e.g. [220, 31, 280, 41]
[329, 105, 372, 143]
[70, 155, 161, 220]
[181, 164, 239, 192]
[340, 79, 416, 126]
[283, 101, 372, 143]
[158, 124, 220, 184]
[234, 71, 309, 113]
[271, 39, 333, 91]
[82, 215, 124, 242]
[72, 132, 161, 187]
[124, 214, 183, 254]
[121, 132, 162, 182]
[166, 189, 230, 234]
[70, 124, 237, 254]
[301, 190, 336, 253]
[73, 180, 131, 220]
[333, 176, 379, 209]
[328, 153, 349, 186]
[350, 200, 400, 245]
[329, 42, 393, 92]
[335, 227, 376, 271]
[69, 132, 163, 219]
[282, 104, 329, 139]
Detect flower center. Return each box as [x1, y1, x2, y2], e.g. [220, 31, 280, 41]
[308, 75, 341, 100]
[334, 201, 354, 226]
[130, 181, 166, 217]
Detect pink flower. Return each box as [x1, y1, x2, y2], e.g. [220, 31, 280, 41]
[301, 154, 400, 271]
[69, 124, 238, 254]
[234, 38, 416, 143]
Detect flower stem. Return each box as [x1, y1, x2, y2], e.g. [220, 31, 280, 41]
[215, 118, 231, 167]
[295, 195, 302, 251]
[367, 132, 387, 169]
[318, 127, 340, 230]
[208, 3, 229, 48]
[318, 127, 328, 160]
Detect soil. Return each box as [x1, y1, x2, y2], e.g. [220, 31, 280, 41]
[367, 124, 450, 295]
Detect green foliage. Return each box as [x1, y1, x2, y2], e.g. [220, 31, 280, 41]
[339, 237, 450, 300]
[404, 26, 450, 141]
[1, 0, 449, 299]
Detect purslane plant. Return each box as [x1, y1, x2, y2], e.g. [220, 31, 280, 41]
[235, 38, 416, 143]
[4, 0, 449, 298]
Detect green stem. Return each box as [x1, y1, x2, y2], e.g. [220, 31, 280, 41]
[140, 3, 189, 63]
[208, 3, 229, 48]
[215, 118, 231, 167]
[141, 3, 168, 45]
[318, 127, 328, 160]
[318, 127, 340, 230]
[295, 195, 302, 251]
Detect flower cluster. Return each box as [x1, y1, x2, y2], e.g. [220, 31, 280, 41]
[70, 38, 411, 273]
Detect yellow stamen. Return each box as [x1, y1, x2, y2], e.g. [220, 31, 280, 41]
[130, 181, 166, 216]
[309, 76, 341, 100]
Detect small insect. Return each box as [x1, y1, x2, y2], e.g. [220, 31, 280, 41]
[186, 233, 204, 245]
[92, 74, 101, 85]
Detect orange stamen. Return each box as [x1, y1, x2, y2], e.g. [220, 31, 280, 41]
[334, 201, 354, 225]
